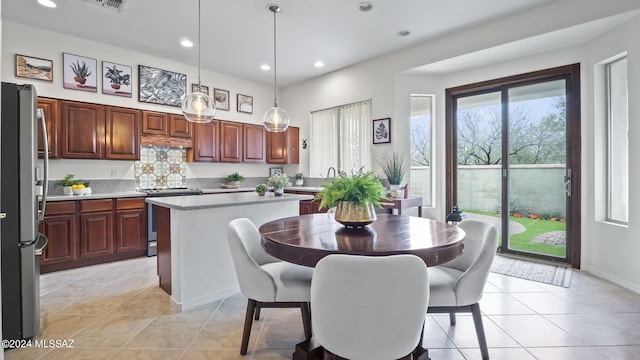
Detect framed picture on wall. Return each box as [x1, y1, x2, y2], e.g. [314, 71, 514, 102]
[15, 54, 53, 82]
[213, 88, 230, 111]
[102, 61, 132, 97]
[237, 93, 253, 114]
[138, 65, 187, 107]
[269, 167, 283, 177]
[191, 83, 209, 96]
[373, 118, 391, 144]
[63, 53, 97, 92]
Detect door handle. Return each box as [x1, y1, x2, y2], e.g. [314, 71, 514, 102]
[0, 212, 6, 220]
[564, 175, 571, 197]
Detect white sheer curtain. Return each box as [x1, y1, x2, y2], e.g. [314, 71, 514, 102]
[339, 101, 371, 173]
[310, 100, 371, 177]
[310, 108, 338, 178]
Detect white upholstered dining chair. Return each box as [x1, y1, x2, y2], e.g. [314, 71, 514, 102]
[227, 218, 313, 355]
[311, 254, 429, 360]
[426, 219, 498, 360]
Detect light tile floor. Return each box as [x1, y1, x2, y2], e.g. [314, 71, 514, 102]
[4, 256, 640, 360]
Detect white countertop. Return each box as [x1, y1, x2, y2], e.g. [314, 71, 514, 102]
[201, 187, 254, 194]
[145, 192, 313, 211]
[46, 191, 146, 201]
[286, 186, 324, 193]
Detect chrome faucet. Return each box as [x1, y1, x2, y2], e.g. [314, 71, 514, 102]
[326, 167, 336, 178]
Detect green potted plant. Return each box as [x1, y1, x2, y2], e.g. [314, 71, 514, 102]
[267, 174, 292, 196]
[255, 183, 268, 196]
[379, 152, 407, 198]
[56, 174, 76, 196]
[316, 171, 386, 228]
[70, 60, 91, 85]
[222, 172, 245, 189]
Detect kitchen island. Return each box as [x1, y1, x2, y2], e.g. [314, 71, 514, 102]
[145, 192, 312, 312]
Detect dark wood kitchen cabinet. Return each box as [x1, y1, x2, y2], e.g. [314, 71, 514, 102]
[105, 106, 140, 160]
[79, 199, 114, 259]
[60, 101, 105, 159]
[142, 111, 168, 135]
[39, 201, 77, 266]
[115, 198, 147, 253]
[37, 97, 59, 159]
[243, 123, 266, 163]
[169, 114, 193, 139]
[193, 120, 220, 162]
[266, 126, 299, 164]
[220, 121, 243, 162]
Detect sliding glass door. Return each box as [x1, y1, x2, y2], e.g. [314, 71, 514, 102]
[446, 65, 581, 266]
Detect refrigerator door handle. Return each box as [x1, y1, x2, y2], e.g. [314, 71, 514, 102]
[37, 108, 49, 222]
[34, 233, 48, 255]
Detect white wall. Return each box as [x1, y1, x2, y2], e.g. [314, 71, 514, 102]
[1, 20, 300, 180]
[282, 2, 640, 292]
[583, 16, 640, 292]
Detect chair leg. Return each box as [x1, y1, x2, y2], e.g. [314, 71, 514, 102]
[449, 312, 456, 325]
[300, 302, 312, 340]
[254, 305, 261, 320]
[470, 303, 489, 360]
[241, 299, 257, 355]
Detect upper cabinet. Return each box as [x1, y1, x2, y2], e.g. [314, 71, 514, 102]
[60, 101, 105, 159]
[105, 106, 140, 160]
[243, 123, 266, 163]
[59, 101, 139, 160]
[37, 97, 59, 159]
[193, 120, 220, 162]
[169, 114, 193, 138]
[142, 111, 168, 135]
[266, 126, 299, 164]
[220, 121, 243, 163]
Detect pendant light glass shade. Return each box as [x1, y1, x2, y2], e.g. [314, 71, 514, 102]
[263, 106, 289, 132]
[182, 0, 215, 123]
[263, 4, 289, 132]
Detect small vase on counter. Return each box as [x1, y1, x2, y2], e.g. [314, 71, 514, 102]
[63, 186, 73, 196]
[274, 187, 285, 196]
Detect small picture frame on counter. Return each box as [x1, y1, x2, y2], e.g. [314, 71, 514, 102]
[269, 167, 283, 177]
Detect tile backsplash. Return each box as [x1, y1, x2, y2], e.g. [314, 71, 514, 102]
[134, 145, 187, 189]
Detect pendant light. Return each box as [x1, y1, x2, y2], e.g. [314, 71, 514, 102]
[182, 0, 215, 123]
[263, 4, 290, 132]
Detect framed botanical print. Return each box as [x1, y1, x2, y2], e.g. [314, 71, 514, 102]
[102, 61, 132, 97]
[373, 118, 391, 144]
[63, 53, 97, 92]
[191, 83, 209, 96]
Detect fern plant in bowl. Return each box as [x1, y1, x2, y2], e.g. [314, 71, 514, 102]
[221, 172, 245, 189]
[316, 171, 386, 228]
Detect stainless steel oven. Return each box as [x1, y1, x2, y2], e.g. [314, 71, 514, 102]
[144, 188, 203, 256]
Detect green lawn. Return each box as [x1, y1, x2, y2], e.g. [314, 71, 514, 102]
[466, 210, 566, 257]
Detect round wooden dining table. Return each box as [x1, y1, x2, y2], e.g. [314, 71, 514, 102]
[259, 213, 466, 267]
[259, 213, 466, 360]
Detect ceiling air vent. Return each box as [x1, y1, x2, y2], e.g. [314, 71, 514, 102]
[85, 0, 126, 11]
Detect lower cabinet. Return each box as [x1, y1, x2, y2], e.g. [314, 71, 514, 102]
[285, 190, 327, 215]
[40, 197, 147, 273]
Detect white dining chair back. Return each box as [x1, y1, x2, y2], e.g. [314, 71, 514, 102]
[228, 218, 313, 355]
[311, 254, 429, 360]
[427, 219, 498, 360]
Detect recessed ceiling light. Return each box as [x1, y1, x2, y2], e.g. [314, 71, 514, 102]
[397, 29, 410, 37]
[37, 0, 57, 8]
[314, 61, 325, 68]
[261, 64, 271, 71]
[358, 2, 373, 12]
[180, 39, 194, 48]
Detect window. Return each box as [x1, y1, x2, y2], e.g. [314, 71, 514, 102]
[606, 56, 628, 224]
[409, 95, 433, 207]
[309, 100, 371, 177]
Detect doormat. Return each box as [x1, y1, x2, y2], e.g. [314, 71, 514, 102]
[491, 255, 572, 287]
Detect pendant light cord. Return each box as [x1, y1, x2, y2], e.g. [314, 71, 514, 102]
[197, 0, 202, 89]
[272, 8, 278, 107]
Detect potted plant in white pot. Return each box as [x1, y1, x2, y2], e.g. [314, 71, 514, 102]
[56, 174, 76, 195]
[380, 152, 407, 198]
[267, 173, 292, 196]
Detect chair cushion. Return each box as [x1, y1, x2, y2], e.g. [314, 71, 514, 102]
[428, 266, 463, 307]
[262, 262, 314, 302]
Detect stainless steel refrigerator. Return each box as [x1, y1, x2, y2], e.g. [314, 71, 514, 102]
[1, 82, 49, 341]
